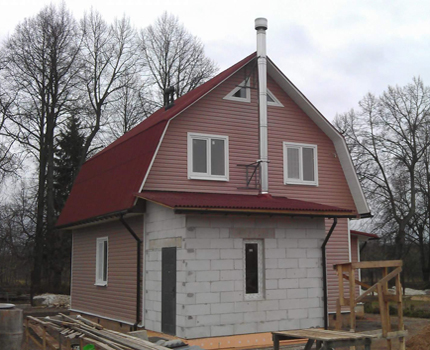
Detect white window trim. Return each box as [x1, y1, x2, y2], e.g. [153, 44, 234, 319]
[267, 89, 284, 107]
[223, 79, 251, 103]
[187, 132, 229, 181]
[95, 237, 108, 286]
[283, 142, 318, 186]
[243, 240, 264, 301]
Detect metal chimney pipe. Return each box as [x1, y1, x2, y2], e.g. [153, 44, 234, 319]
[255, 18, 269, 194]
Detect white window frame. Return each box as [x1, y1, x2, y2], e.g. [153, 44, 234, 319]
[187, 132, 229, 181]
[283, 142, 318, 186]
[95, 237, 108, 286]
[267, 89, 284, 107]
[243, 240, 264, 301]
[223, 79, 251, 103]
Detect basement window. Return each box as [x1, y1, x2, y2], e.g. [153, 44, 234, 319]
[244, 240, 264, 300]
[95, 237, 108, 286]
[223, 80, 251, 103]
[188, 132, 229, 181]
[283, 142, 318, 186]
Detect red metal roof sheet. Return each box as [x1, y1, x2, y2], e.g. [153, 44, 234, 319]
[56, 53, 257, 227]
[136, 191, 355, 216]
[350, 230, 379, 239]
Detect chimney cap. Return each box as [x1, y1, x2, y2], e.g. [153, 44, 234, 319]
[255, 18, 268, 30]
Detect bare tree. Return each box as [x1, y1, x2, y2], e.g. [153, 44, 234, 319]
[79, 11, 142, 161]
[335, 78, 430, 264]
[139, 12, 218, 103]
[105, 74, 156, 143]
[0, 3, 82, 295]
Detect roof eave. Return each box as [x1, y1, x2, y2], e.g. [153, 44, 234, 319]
[174, 207, 357, 218]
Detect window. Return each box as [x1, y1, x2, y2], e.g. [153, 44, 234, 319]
[223, 80, 250, 103]
[188, 133, 229, 181]
[267, 89, 284, 107]
[244, 240, 263, 300]
[95, 237, 108, 286]
[283, 142, 318, 185]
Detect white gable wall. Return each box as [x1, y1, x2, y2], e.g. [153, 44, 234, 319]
[144, 201, 326, 339]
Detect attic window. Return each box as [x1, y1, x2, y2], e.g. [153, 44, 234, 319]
[267, 89, 283, 107]
[188, 132, 229, 181]
[224, 80, 250, 103]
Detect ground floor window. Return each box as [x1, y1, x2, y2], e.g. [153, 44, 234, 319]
[95, 237, 108, 286]
[244, 240, 263, 300]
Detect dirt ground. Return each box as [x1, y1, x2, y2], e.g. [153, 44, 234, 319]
[21, 308, 430, 350]
[355, 314, 430, 350]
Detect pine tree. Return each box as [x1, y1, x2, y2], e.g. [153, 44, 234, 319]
[54, 115, 86, 216]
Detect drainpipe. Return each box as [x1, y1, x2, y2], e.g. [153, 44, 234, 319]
[255, 18, 269, 194]
[120, 215, 142, 330]
[321, 217, 337, 330]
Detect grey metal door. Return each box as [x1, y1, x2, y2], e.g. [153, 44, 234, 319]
[161, 247, 176, 335]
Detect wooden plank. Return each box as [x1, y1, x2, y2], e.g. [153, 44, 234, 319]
[341, 274, 372, 289]
[350, 260, 402, 269]
[359, 330, 408, 339]
[272, 329, 375, 341]
[377, 283, 388, 338]
[337, 265, 345, 305]
[335, 299, 342, 330]
[383, 267, 392, 350]
[355, 267, 402, 304]
[349, 266, 356, 331]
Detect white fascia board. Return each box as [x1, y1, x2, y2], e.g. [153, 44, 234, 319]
[267, 60, 370, 216]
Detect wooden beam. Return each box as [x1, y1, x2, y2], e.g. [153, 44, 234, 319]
[337, 265, 345, 305]
[349, 265, 356, 331]
[341, 274, 372, 289]
[355, 267, 402, 304]
[351, 260, 402, 269]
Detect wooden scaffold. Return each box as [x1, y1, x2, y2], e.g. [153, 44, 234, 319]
[334, 260, 407, 350]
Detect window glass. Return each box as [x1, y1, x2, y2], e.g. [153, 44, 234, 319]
[192, 139, 207, 173]
[245, 243, 259, 294]
[233, 87, 247, 98]
[211, 139, 225, 176]
[287, 147, 300, 179]
[103, 240, 108, 282]
[303, 147, 315, 181]
[267, 94, 275, 102]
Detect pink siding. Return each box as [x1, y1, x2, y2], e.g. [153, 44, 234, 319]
[71, 216, 143, 324]
[144, 68, 357, 212]
[325, 218, 350, 313]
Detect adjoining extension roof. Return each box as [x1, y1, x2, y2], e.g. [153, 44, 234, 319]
[350, 230, 379, 239]
[135, 191, 356, 217]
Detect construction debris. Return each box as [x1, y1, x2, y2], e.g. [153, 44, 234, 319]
[24, 313, 171, 350]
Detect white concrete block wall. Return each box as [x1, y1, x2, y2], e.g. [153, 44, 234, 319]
[144, 202, 326, 339]
[144, 202, 187, 335]
[181, 214, 326, 338]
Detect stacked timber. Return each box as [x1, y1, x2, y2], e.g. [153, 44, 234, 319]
[25, 313, 171, 350]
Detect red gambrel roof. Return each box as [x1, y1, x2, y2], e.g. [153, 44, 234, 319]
[57, 53, 257, 227]
[135, 191, 355, 217]
[350, 230, 379, 239]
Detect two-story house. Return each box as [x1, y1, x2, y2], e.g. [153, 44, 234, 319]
[57, 18, 370, 340]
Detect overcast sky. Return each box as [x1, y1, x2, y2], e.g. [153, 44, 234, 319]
[1, 0, 429, 121]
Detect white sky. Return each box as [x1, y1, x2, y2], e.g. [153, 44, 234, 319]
[1, 0, 430, 121]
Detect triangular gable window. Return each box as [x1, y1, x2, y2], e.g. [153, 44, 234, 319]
[224, 80, 251, 103]
[267, 89, 283, 107]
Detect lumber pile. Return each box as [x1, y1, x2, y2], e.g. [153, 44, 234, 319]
[25, 313, 172, 350]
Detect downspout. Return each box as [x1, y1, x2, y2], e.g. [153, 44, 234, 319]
[120, 215, 142, 330]
[321, 217, 337, 330]
[255, 18, 269, 194]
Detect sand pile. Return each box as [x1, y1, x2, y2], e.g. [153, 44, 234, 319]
[406, 324, 430, 350]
